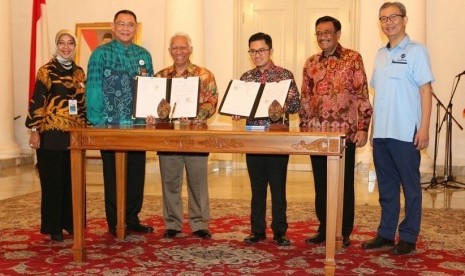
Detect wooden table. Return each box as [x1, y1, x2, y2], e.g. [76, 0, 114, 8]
[70, 125, 345, 275]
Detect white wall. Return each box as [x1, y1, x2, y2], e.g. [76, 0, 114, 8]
[426, 0, 465, 169]
[11, 0, 465, 170]
[12, 0, 35, 154]
[12, 0, 167, 153]
[204, 0, 235, 126]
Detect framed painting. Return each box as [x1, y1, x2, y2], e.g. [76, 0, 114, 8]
[74, 22, 142, 71]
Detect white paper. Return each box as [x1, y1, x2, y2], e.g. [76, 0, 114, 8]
[219, 80, 261, 117]
[254, 79, 291, 118]
[170, 77, 200, 118]
[134, 77, 167, 118]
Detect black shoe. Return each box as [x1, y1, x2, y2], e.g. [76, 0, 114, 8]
[362, 236, 395, 249]
[193, 229, 212, 239]
[305, 233, 325, 244]
[273, 235, 291, 246]
[163, 229, 181, 238]
[51, 233, 63, 242]
[127, 224, 154, 233]
[392, 240, 416, 255]
[109, 227, 117, 236]
[343, 236, 351, 248]
[244, 233, 266, 244]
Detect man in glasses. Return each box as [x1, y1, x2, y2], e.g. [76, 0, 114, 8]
[233, 32, 300, 246]
[363, 1, 433, 255]
[299, 16, 372, 248]
[86, 9, 154, 236]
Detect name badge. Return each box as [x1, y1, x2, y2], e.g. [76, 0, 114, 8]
[69, 99, 78, 115]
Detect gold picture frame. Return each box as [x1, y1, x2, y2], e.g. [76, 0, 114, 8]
[74, 22, 142, 71]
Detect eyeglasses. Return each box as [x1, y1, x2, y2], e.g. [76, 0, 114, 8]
[115, 21, 136, 29]
[314, 30, 336, 37]
[248, 48, 270, 56]
[379, 14, 404, 23]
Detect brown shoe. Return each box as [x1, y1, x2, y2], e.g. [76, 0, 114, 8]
[362, 236, 394, 249]
[392, 240, 416, 255]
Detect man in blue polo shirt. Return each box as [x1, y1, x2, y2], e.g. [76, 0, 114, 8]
[362, 2, 433, 255]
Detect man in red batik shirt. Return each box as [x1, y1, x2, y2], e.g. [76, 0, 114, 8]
[299, 16, 373, 248]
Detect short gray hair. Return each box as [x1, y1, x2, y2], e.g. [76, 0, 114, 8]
[380, 2, 407, 17]
[169, 32, 193, 49]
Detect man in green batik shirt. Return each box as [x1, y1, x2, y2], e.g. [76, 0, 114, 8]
[86, 9, 154, 236]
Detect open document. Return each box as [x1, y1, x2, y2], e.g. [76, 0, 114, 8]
[219, 79, 291, 118]
[133, 76, 199, 119]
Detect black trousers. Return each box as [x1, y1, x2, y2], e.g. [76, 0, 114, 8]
[246, 154, 289, 236]
[101, 150, 146, 229]
[36, 149, 73, 234]
[310, 142, 356, 237]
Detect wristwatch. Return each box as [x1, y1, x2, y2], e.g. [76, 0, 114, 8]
[31, 127, 38, 132]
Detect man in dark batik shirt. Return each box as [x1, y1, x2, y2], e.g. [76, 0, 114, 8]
[233, 32, 300, 246]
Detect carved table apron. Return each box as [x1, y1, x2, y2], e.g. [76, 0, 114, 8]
[69, 125, 345, 275]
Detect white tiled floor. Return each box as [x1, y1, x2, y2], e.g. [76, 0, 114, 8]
[2, 158, 465, 210]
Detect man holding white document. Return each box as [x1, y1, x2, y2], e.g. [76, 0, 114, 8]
[147, 32, 218, 240]
[232, 32, 300, 246]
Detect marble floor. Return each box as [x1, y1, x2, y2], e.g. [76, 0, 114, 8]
[1, 157, 465, 210]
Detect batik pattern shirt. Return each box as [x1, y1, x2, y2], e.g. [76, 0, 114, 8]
[299, 43, 372, 142]
[26, 58, 87, 149]
[86, 40, 153, 125]
[155, 62, 218, 119]
[240, 61, 300, 126]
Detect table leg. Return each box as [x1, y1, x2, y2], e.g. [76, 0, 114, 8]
[71, 149, 86, 262]
[115, 151, 127, 239]
[336, 148, 345, 250]
[324, 154, 344, 275]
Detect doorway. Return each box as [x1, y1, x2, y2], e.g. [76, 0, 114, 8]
[235, 0, 357, 170]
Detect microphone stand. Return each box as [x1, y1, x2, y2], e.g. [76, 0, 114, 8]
[421, 91, 442, 189]
[423, 76, 464, 189]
